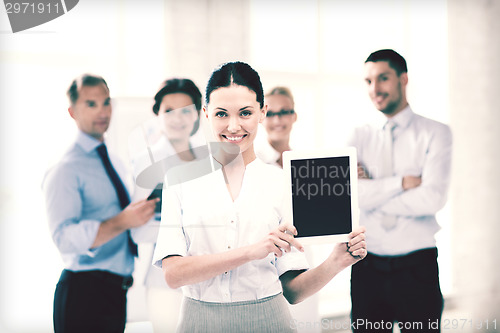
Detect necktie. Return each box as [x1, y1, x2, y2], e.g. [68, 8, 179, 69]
[96, 144, 138, 256]
[381, 121, 397, 230]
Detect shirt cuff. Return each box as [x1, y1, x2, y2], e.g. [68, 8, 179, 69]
[275, 249, 310, 276]
[81, 219, 101, 257]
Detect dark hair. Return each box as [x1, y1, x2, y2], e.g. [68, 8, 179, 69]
[152, 78, 202, 115]
[152, 78, 202, 135]
[365, 49, 408, 76]
[67, 74, 109, 105]
[205, 61, 264, 108]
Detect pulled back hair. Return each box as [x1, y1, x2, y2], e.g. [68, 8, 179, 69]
[152, 78, 202, 115]
[365, 49, 408, 76]
[205, 61, 264, 108]
[67, 74, 109, 105]
[152, 78, 202, 136]
[265, 86, 295, 109]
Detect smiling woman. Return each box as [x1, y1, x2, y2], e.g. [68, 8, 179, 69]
[205, 84, 265, 164]
[129, 77, 203, 332]
[203, 62, 266, 164]
[152, 61, 367, 333]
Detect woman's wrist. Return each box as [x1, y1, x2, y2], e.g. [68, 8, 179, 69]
[327, 248, 348, 275]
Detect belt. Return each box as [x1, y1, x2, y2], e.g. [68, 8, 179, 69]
[365, 248, 438, 272]
[66, 270, 134, 290]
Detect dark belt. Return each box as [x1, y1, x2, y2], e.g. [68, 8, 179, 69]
[365, 248, 438, 272]
[65, 270, 134, 290]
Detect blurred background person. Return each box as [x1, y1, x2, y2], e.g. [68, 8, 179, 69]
[256, 86, 320, 333]
[349, 49, 452, 332]
[131, 78, 203, 332]
[255, 86, 297, 168]
[43, 74, 157, 333]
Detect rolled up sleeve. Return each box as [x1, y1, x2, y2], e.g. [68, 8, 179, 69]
[275, 248, 310, 276]
[43, 166, 100, 255]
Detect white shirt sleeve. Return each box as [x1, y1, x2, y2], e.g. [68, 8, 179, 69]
[275, 248, 310, 276]
[43, 164, 101, 255]
[357, 177, 403, 211]
[152, 185, 188, 268]
[348, 127, 404, 211]
[378, 124, 452, 216]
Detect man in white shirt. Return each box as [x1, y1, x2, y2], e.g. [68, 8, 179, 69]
[348, 49, 452, 332]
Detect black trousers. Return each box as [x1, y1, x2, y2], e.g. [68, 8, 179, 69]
[350, 248, 443, 333]
[53, 270, 133, 333]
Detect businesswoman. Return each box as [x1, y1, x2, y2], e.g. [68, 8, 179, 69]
[153, 62, 366, 332]
[131, 78, 203, 332]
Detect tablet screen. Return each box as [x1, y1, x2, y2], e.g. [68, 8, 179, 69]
[283, 147, 358, 244]
[291, 156, 352, 237]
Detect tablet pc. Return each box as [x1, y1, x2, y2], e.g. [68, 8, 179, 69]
[282, 147, 359, 245]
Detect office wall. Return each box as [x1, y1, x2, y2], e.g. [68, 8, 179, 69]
[448, 0, 500, 331]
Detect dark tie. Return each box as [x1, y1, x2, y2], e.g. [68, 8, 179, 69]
[96, 144, 138, 256]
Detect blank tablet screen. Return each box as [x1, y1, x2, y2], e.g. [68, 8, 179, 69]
[290, 156, 352, 237]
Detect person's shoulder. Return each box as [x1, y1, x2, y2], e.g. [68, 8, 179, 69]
[356, 123, 378, 132]
[412, 113, 451, 134]
[43, 144, 83, 188]
[254, 158, 283, 174]
[51, 140, 98, 172]
[252, 158, 286, 187]
[166, 155, 221, 191]
[351, 118, 381, 135]
[348, 122, 380, 146]
[47, 141, 79, 167]
[255, 137, 280, 164]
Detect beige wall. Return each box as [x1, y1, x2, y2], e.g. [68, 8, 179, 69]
[448, 0, 500, 329]
[162, 0, 251, 88]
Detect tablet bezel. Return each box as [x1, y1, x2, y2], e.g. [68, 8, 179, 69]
[282, 147, 359, 245]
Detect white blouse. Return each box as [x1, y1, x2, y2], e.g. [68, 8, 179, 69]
[131, 134, 209, 288]
[153, 158, 309, 303]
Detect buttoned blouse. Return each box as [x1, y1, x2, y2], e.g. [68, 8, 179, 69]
[153, 158, 309, 302]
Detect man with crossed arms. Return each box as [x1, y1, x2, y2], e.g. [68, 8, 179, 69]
[348, 49, 452, 332]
